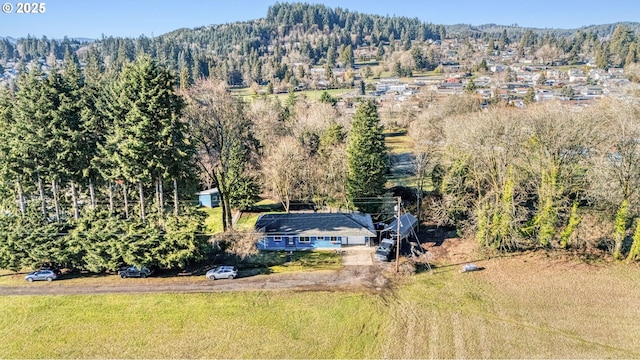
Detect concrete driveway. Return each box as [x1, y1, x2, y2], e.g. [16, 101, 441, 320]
[341, 246, 375, 266]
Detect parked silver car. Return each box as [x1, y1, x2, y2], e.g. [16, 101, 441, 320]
[206, 266, 237, 280]
[25, 269, 58, 282]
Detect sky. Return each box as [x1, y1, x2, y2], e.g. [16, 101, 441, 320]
[0, 0, 639, 39]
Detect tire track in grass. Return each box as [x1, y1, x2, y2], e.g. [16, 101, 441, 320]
[476, 317, 491, 359]
[399, 299, 430, 359]
[428, 311, 439, 359]
[451, 311, 466, 359]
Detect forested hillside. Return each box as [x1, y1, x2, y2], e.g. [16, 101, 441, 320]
[1, 3, 640, 272]
[2, 3, 639, 89]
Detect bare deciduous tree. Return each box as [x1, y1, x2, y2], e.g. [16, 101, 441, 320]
[262, 136, 307, 213]
[183, 80, 259, 231]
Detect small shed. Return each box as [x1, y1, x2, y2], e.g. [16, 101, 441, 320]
[196, 188, 220, 208]
[382, 213, 418, 241]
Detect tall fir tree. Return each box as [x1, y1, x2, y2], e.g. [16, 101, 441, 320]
[346, 100, 387, 212]
[102, 55, 190, 221]
[12, 66, 60, 219]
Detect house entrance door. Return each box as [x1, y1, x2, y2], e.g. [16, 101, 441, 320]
[286, 236, 295, 247]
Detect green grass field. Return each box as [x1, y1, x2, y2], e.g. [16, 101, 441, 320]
[0, 292, 383, 359]
[2, 254, 640, 358]
[385, 133, 414, 154]
[199, 207, 223, 234]
[234, 211, 261, 231]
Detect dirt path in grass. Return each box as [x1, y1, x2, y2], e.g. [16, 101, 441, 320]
[0, 247, 392, 296]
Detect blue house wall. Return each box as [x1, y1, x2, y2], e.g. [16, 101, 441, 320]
[257, 235, 347, 251]
[198, 192, 220, 208]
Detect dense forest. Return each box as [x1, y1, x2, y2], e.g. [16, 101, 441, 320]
[2, 3, 639, 88]
[1, 3, 640, 272]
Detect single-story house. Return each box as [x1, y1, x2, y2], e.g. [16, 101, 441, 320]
[255, 212, 376, 251]
[196, 188, 220, 208]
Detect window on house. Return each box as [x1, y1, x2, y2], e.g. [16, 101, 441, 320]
[274, 236, 282, 242]
[299, 236, 310, 243]
[317, 236, 324, 241]
[330, 236, 341, 244]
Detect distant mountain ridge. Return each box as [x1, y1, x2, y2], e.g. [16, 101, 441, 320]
[445, 22, 640, 38]
[1, 2, 639, 88]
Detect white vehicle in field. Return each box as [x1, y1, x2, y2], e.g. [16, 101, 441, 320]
[206, 265, 238, 280]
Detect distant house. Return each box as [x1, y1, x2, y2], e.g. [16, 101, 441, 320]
[196, 188, 220, 208]
[255, 212, 376, 251]
[490, 64, 505, 73]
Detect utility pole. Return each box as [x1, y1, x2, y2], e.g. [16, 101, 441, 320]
[395, 196, 401, 273]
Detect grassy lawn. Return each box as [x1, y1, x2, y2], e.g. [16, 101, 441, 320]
[385, 129, 420, 188]
[234, 211, 261, 231]
[198, 207, 222, 234]
[298, 88, 351, 101]
[272, 88, 351, 102]
[388, 256, 640, 359]
[227, 87, 255, 97]
[0, 291, 383, 359]
[385, 133, 414, 154]
[244, 251, 342, 273]
[2, 254, 640, 358]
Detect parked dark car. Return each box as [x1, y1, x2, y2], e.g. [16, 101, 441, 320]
[118, 266, 152, 278]
[25, 270, 58, 282]
[374, 238, 396, 262]
[206, 266, 237, 280]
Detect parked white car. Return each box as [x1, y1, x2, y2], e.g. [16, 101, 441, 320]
[206, 266, 237, 280]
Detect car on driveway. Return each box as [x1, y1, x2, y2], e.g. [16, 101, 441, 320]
[25, 270, 58, 282]
[118, 266, 153, 278]
[206, 266, 237, 280]
[374, 238, 396, 262]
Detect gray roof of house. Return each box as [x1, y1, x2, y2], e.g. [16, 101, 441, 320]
[196, 188, 219, 195]
[255, 212, 376, 237]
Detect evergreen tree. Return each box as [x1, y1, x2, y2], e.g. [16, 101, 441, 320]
[537, 71, 547, 85]
[625, 43, 637, 67]
[319, 91, 337, 106]
[0, 87, 20, 213]
[465, 79, 477, 94]
[80, 47, 107, 210]
[393, 61, 402, 77]
[523, 87, 535, 104]
[51, 53, 86, 220]
[11, 66, 60, 219]
[102, 55, 190, 221]
[339, 44, 354, 68]
[410, 45, 425, 70]
[609, 24, 635, 67]
[326, 47, 335, 67]
[487, 38, 495, 55]
[596, 43, 610, 70]
[346, 100, 387, 211]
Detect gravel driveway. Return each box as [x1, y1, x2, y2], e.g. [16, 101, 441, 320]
[0, 247, 390, 296]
